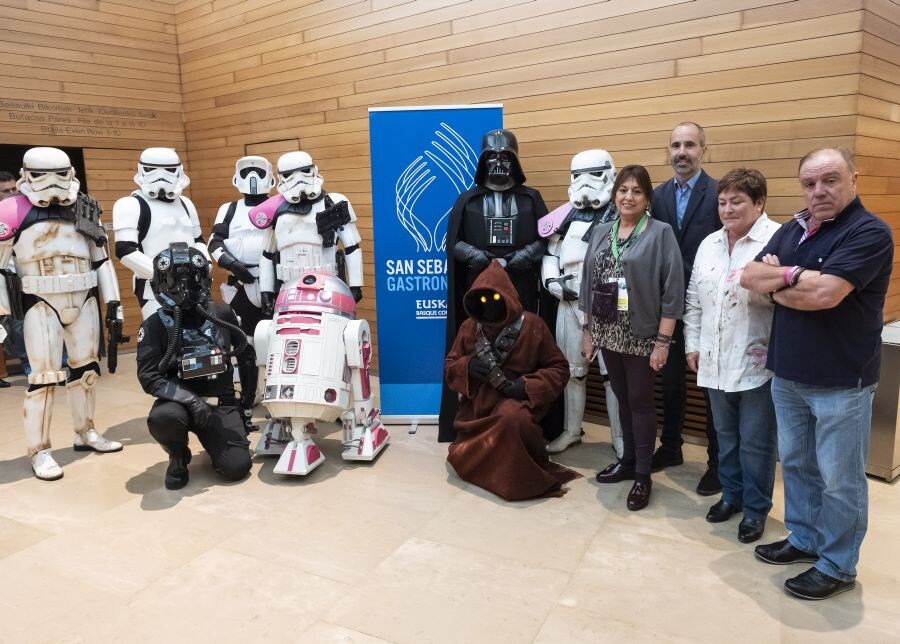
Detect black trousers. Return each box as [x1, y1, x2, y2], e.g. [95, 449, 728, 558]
[602, 348, 658, 480]
[148, 400, 251, 481]
[659, 320, 718, 466]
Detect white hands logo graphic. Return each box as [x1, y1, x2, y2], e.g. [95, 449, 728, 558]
[395, 123, 477, 252]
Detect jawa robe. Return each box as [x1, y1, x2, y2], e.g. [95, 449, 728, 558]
[444, 262, 581, 501]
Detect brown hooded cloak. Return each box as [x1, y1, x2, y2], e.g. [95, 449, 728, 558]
[445, 261, 580, 501]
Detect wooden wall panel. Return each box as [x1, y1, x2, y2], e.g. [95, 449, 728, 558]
[0, 0, 184, 351]
[4, 0, 899, 425]
[173, 0, 900, 379]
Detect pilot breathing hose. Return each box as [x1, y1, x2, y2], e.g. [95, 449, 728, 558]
[195, 303, 249, 359]
[157, 305, 184, 373]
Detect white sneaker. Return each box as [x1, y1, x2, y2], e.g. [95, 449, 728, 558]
[31, 449, 64, 481]
[73, 429, 123, 453]
[547, 431, 582, 454]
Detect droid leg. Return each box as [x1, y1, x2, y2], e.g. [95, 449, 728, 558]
[22, 301, 66, 480]
[255, 417, 294, 456]
[547, 304, 586, 454]
[341, 320, 389, 462]
[273, 420, 326, 475]
[64, 297, 122, 453]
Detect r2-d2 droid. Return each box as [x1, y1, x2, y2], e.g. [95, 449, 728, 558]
[254, 270, 389, 475]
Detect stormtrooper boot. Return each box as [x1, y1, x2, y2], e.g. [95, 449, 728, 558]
[31, 448, 63, 481]
[69, 370, 124, 453]
[547, 378, 585, 454]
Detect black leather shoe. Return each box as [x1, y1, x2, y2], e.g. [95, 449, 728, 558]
[696, 466, 722, 496]
[165, 448, 192, 490]
[738, 517, 766, 543]
[650, 449, 683, 472]
[0, 379, 10, 388]
[595, 460, 635, 484]
[754, 539, 818, 565]
[626, 480, 652, 511]
[705, 499, 742, 523]
[784, 567, 856, 600]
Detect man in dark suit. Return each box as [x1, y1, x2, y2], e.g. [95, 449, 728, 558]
[651, 122, 722, 495]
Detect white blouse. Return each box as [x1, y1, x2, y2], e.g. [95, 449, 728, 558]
[684, 214, 781, 392]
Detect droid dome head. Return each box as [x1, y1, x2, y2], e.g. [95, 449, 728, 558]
[568, 149, 616, 210]
[276, 151, 324, 203]
[233, 155, 275, 196]
[18, 147, 80, 207]
[151, 242, 211, 311]
[134, 147, 190, 200]
[474, 129, 526, 191]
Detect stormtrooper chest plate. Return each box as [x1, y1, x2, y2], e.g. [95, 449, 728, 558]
[14, 220, 92, 270]
[225, 202, 268, 265]
[140, 199, 197, 260]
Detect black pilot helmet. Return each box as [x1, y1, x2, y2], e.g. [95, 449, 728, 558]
[151, 242, 212, 311]
[473, 129, 526, 189]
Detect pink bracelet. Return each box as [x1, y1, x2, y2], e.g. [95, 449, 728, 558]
[782, 265, 797, 287]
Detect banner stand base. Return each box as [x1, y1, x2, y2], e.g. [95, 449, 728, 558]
[381, 415, 438, 433]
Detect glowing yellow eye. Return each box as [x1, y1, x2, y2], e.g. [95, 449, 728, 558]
[493, 293, 500, 301]
[480, 296, 487, 303]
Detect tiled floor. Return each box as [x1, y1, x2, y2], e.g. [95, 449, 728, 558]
[0, 353, 897, 643]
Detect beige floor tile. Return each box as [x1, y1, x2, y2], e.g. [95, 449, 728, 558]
[324, 537, 570, 644]
[0, 514, 52, 559]
[80, 547, 346, 643]
[2, 499, 246, 598]
[293, 621, 396, 644]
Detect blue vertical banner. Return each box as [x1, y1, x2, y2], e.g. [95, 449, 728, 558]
[369, 105, 503, 422]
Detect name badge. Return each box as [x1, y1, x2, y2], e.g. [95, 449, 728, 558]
[616, 277, 628, 311]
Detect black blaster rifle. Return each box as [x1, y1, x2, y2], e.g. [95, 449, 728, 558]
[315, 198, 352, 248]
[106, 301, 130, 374]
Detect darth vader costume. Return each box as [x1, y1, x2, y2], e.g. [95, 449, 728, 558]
[136, 243, 256, 489]
[439, 129, 549, 442]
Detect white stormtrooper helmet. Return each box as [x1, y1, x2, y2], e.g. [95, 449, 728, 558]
[233, 155, 275, 196]
[134, 147, 190, 199]
[17, 147, 80, 207]
[276, 151, 324, 203]
[568, 149, 616, 210]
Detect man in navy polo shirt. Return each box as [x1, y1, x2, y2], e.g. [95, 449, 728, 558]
[741, 148, 893, 600]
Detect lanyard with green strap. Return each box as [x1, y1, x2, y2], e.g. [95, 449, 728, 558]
[610, 212, 648, 269]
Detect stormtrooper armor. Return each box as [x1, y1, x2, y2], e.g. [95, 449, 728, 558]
[0, 147, 124, 480]
[254, 270, 389, 475]
[113, 148, 209, 319]
[539, 150, 623, 456]
[250, 151, 363, 312]
[209, 156, 274, 335]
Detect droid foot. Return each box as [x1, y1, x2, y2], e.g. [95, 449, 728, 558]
[255, 419, 291, 456]
[342, 422, 390, 462]
[273, 439, 325, 475]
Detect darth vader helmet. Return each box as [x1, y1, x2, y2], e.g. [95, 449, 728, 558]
[473, 129, 526, 191]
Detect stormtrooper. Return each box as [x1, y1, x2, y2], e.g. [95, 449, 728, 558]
[136, 243, 256, 490]
[253, 270, 389, 475]
[248, 151, 364, 314]
[439, 128, 549, 443]
[0, 147, 124, 480]
[208, 156, 275, 336]
[113, 147, 210, 320]
[539, 149, 623, 456]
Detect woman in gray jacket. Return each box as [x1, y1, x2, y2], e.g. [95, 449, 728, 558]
[579, 165, 684, 511]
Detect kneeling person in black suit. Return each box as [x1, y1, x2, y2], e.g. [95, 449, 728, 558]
[137, 243, 257, 489]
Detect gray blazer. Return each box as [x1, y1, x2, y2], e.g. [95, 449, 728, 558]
[579, 217, 685, 338]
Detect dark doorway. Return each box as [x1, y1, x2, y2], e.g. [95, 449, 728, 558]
[0, 144, 88, 192]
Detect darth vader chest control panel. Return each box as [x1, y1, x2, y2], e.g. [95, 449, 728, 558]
[487, 217, 515, 246]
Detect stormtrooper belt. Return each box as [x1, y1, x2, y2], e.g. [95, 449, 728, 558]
[21, 270, 97, 294]
[277, 262, 338, 282]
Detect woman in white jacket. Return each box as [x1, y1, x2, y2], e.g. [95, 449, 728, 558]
[684, 168, 780, 544]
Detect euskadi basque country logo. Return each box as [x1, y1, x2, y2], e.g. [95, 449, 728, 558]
[394, 122, 477, 253]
